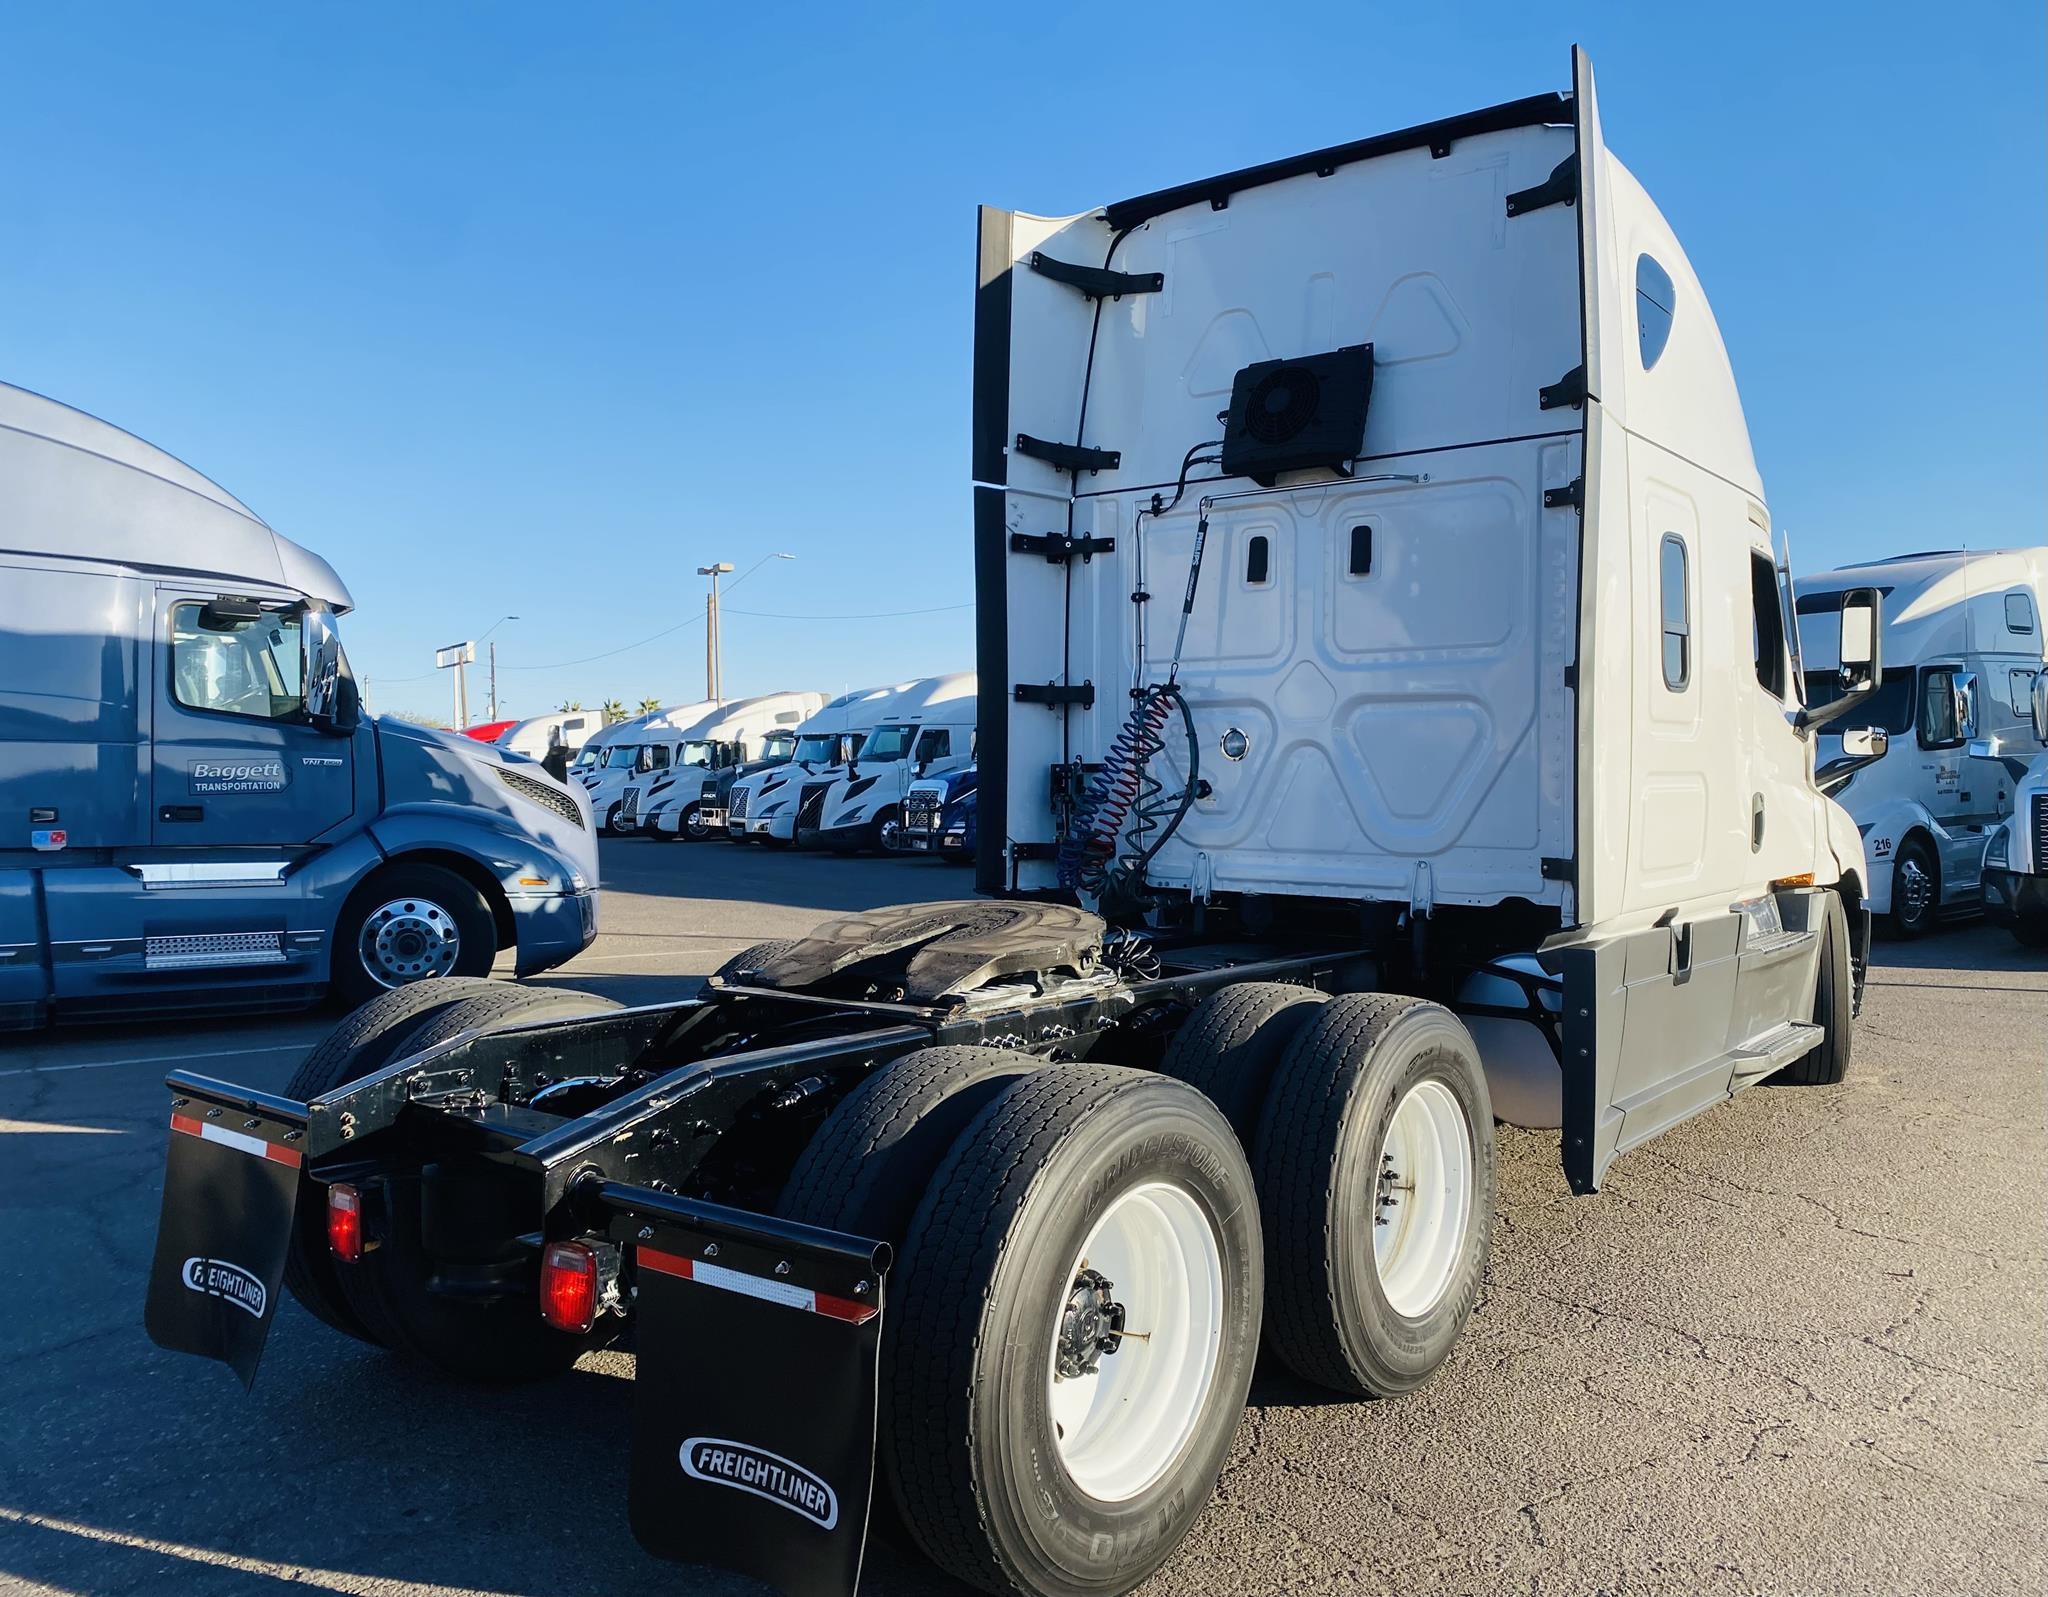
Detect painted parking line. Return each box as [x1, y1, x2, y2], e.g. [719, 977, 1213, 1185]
[0, 1042, 309, 1081]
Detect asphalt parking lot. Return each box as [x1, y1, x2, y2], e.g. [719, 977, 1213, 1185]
[2, 841, 2043, 1597]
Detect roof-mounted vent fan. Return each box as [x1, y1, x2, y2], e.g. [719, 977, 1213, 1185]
[1220, 343, 1375, 486]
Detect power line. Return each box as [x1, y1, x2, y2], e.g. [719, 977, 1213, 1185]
[724, 602, 973, 620]
[502, 611, 707, 670]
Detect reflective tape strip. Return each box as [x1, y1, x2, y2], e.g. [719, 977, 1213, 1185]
[638, 1244, 876, 1323]
[170, 1112, 302, 1168]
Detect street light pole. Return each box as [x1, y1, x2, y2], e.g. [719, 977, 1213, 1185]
[697, 553, 793, 706]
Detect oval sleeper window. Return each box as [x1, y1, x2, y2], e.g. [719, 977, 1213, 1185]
[1636, 255, 1675, 369]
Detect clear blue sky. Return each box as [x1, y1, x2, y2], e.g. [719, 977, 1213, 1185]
[2, 2, 2040, 721]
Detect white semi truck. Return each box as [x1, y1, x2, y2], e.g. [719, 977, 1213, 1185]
[1978, 669, 2048, 945]
[725, 684, 906, 844]
[146, 51, 1890, 1597]
[806, 673, 976, 853]
[1798, 547, 2046, 934]
[624, 690, 826, 838]
[575, 702, 716, 835]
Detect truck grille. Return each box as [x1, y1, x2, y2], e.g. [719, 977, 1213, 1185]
[904, 790, 943, 831]
[497, 766, 587, 830]
[2033, 794, 2047, 874]
[621, 786, 640, 822]
[796, 782, 831, 832]
[729, 785, 751, 821]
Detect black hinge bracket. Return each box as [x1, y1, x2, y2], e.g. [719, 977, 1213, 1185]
[1011, 841, 1060, 861]
[1543, 478, 1584, 511]
[1015, 434, 1121, 475]
[1010, 531, 1117, 564]
[1562, 663, 1578, 691]
[1541, 856, 1576, 883]
[1506, 154, 1579, 217]
[1539, 363, 1586, 411]
[1014, 682, 1096, 709]
[1029, 252, 1163, 300]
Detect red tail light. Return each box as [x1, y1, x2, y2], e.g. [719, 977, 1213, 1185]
[327, 1184, 363, 1263]
[540, 1240, 599, 1333]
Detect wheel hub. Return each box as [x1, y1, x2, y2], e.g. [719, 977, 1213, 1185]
[1900, 857, 1933, 920]
[360, 898, 460, 987]
[1054, 1267, 1127, 1381]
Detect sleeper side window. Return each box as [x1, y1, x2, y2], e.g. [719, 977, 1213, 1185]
[2006, 592, 2036, 636]
[1749, 551, 1787, 700]
[1659, 535, 1690, 690]
[170, 601, 306, 722]
[1637, 256, 1676, 369]
[1245, 535, 1270, 586]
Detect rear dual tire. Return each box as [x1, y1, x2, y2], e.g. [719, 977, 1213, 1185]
[881, 1066, 1261, 1597]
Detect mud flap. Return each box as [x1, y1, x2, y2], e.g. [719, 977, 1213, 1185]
[605, 1187, 890, 1597]
[143, 1078, 308, 1389]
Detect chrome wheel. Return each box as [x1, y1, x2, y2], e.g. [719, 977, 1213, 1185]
[1897, 853, 1935, 927]
[1372, 1079, 1474, 1318]
[358, 897, 461, 988]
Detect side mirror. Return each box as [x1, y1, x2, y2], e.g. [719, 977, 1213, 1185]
[1798, 586, 1885, 731]
[302, 608, 359, 736]
[1841, 727, 1888, 760]
[2033, 674, 2047, 744]
[1953, 671, 1979, 742]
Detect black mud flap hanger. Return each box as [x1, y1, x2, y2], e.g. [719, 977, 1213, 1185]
[1015, 681, 1096, 708]
[603, 1182, 891, 1597]
[1011, 531, 1116, 564]
[1015, 434, 1120, 475]
[143, 1071, 311, 1390]
[1028, 250, 1163, 300]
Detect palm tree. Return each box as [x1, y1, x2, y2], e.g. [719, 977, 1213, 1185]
[638, 696, 662, 716]
[557, 699, 584, 712]
[602, 698, 626, 724]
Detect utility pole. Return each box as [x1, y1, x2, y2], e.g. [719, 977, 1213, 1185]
[435, 641, 476, 729]
[479, 615, 519, 721]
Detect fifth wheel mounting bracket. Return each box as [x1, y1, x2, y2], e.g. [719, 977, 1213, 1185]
[1029, 252, 1164, 301]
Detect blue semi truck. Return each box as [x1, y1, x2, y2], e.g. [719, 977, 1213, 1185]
[0, 382, 598, 1028]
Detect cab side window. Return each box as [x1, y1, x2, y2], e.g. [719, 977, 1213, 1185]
[1659, 536, 1690, 690]
[915, 729, 950, 764]
[1918, 667, 1962, 749]
[171, 602, 305, 721]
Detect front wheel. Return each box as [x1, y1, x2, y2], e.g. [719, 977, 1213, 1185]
[1884, 835, 1939, 938]
[331, 863, 496, 1008]
[883, 1066, 1261, 1597]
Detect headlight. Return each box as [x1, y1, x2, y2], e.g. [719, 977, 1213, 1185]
[569, 869, 590, 892]
[1986, 824, 2009, 870]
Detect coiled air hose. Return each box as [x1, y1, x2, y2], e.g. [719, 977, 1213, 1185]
[1058, 481, 1215, 902]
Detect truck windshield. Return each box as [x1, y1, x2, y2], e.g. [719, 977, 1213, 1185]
[860, 724, 916, 762]
[571, 747, 598, 770]
[600, 744, 643, 770]
[793, 734, 841, 764]
[1805, 667, 1915, 734]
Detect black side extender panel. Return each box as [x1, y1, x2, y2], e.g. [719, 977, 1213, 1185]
[1220, 344, 1375, 486]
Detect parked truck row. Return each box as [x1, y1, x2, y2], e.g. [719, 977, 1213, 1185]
[137, 48, 1963, 1597]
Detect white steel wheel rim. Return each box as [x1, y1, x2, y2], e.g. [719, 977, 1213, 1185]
[359, 898, 460, 988]
[1372, 1079, 1473, 1318]
[1045, 1181, 1225, 1504]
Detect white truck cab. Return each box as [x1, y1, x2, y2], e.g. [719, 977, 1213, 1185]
[1978, 670, 2048, 946]
[629, 691, 826, 837]
[810, 673, 977, 852]
[576, 703, 716, 835]
[980, 45, 1888, 1189]
[1799, 549, 2046, 935]
[726, 684, 908, 844]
